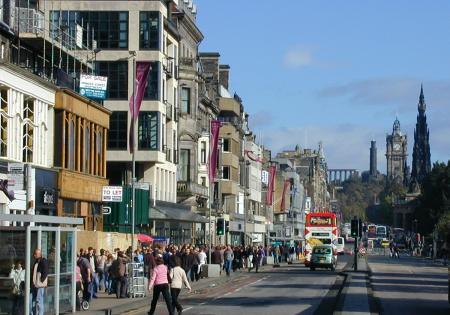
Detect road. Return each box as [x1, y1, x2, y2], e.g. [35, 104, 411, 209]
[369, 254, 449, 315]
[128, 255, 351, 315]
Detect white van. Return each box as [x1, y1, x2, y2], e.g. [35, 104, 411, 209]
[336, 237, 345, 255]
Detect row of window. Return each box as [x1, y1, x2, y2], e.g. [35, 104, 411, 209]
[108, 111, 160, 150]
[49, 11, 161, 50]
[96, 61, 159, 100]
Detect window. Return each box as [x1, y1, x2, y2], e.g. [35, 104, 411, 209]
[222, 138, 230, 152]
[108, 111, 127, 150]
[144, 61, 160, 100]
[138, 111, 159, 150]
[67, 119, 76, 170]
[222, 166, 230, 180]
[96, 129, 103, 175]
[140, 12, 160, 50]
[97, 61, 128, 99]
[179, 149, 190, 181]
[84, 124, 90, 173]
[200, 141, 206, 164]
[201, 176, 206, 187]
[181, 87, 190, 114]
[22, 98, 34, 163]
[0, 89, 7, 156]
[1, 43, 4, 60]
[50, 11, 129, 49]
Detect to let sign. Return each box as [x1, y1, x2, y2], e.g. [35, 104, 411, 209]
[102, 186, 123, 202]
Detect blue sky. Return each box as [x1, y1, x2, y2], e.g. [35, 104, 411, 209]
[195, 0, 450, 172]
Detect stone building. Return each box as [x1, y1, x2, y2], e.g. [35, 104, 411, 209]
[386, 118, 409, 185]
[410, 85, 431, 189]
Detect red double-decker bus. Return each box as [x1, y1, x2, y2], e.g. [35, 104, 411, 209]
[304, 212, 338, 265]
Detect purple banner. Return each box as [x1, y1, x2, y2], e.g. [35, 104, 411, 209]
[129, 62, 152, 152]
[208, 120, 221, 183]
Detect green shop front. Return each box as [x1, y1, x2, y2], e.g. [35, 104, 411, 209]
[103, 186, 208, 245]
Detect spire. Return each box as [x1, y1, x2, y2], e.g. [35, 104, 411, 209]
[393, 117, 401, 134]
[418, 83, 426, 112]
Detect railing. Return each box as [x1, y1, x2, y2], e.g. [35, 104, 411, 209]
[177, 181, 208, 197]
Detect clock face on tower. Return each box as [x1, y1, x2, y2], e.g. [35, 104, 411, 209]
[393, 143, 401, 151]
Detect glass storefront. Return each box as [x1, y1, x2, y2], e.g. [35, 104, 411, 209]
[0, 225, 77, 315]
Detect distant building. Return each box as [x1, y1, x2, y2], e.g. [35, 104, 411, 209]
[386, 118, 408, 185]
[410, 85, 431, 191]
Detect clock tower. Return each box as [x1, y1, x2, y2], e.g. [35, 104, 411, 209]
[386, 118, 408, 185]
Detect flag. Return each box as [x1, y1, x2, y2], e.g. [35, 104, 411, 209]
[280, 179, 291, 212]
[208, 120, 221, 183]
[129, 62, 152, 152]
[266, 165, 276, 205]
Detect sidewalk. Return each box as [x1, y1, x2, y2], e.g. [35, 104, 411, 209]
[334, 256, 371, 315]
[74, 263, 274, 315]
[367, 255, 449, 315]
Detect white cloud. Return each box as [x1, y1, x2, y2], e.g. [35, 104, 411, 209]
[283, 46, 314, 68]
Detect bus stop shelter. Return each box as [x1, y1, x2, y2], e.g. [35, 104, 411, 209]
[0, 214, 82, 314]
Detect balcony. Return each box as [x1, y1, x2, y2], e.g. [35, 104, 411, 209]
[163, 58, 174, 78]
[177, 181, 208, 198]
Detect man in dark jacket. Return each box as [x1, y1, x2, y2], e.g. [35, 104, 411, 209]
[111, 251, 128, 298]
[181, 248, 195, 280]
[77, 254, 93, 302]
[31, 249, 48, 315]
[143, 248, 156, 277]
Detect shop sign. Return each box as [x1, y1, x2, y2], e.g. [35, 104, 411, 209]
[79, 74, 108, 100]
[7, 163, 24, 191]
[261, 170, 269, 185]
[102, 186, 123, 202]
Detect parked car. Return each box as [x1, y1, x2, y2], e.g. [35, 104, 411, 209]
[310, 245, 337, 271]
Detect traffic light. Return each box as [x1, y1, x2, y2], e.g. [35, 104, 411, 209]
[217, 218, 225, 236]
[225, 220, 230, 233]
[351, 218, 359, 237]
[358, 218, 363, 237]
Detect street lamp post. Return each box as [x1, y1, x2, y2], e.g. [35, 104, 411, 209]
[130, 51, 137, 254]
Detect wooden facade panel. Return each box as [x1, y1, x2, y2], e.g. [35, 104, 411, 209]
[55, 90, 110, 128]
[58, 169, 108, 202]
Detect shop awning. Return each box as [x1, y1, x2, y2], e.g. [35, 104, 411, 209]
[150, 201, 208, 223]
[137, 233, 154, 243]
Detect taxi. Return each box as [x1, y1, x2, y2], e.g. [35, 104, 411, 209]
[310, 245, 337, 271]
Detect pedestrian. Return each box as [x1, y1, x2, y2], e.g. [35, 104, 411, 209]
[197, 247, 207, 279]
[170, 256, 191, 315]
[181, 248, 194, 280]
[77, 253, 93, 304]
[111, 251, 128, 298]
[223, 246, 234, 276]
[10, 260, 25, 315]
[148, 254, 174, 315]
[86, 247, 99, 298]
[104, 254, 114, 293]
[144, 248, 157, 277]
[190, 248, 200, 282]
[30, 249, 48, 315]
[211, 246, 223, 273]
[96, 249, 107, 291]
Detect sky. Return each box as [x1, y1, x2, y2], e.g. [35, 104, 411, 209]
[195, 0, 450, 173]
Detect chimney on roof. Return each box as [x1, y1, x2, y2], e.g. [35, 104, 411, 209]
[219, 64, 230, 90]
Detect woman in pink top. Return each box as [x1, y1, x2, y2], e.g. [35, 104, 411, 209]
[147, 255, 174, 315]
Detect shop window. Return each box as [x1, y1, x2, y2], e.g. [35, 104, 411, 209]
[0, 88, 7, 157]
[22, 97, 34, 163]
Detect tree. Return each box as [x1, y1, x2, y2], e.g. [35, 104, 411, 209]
[415, 161, 450, 235]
